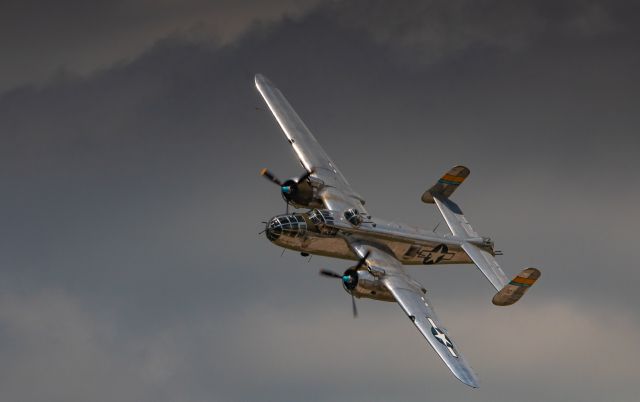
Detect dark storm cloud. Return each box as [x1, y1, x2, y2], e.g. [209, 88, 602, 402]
[0, 0, 322, 91]
[339, 0, 550, 60]
[331, 0, 636, 64]
[1, 1, 639, 401]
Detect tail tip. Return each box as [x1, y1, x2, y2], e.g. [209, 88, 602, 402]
[492, 267, 541, 306]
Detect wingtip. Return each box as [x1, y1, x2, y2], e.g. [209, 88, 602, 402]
[254, 73, 274, 89]
[446, 354, 479, 388]
[457, 372, 480, 388]
[449, 357, 479, 388]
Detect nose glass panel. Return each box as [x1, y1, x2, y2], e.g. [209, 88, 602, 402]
[265, 214, 307, 241]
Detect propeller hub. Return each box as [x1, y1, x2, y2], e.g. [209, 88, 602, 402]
[342, 270, 358, 290]
[261, 168, 316, 207]
[319, 267, 359, 318]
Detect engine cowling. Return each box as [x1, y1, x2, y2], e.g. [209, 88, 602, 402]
[280, 178, 321, 208]
[342, 268, 395, 302]
[260, 168, 323, 208]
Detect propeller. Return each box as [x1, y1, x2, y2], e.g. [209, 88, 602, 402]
[319, 268, 358, 318]
[296, 170, 313, 183]
[260, 168, 315, 212]
[351, 293, 358, 318]
[260, 168, 314, 194]
[355, 251, 371, 270]
[319, 269, 342, 279]
[260, 168, 283, 186]
[318, 251, 370, 318]
[260, 168, 313, 188]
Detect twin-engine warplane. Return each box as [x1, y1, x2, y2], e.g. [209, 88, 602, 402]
[255, 74, 540, 388]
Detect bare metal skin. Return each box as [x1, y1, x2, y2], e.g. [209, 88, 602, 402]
[256, 74, 540, 388]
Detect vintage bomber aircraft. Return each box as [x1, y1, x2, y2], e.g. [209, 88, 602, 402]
[255, 74, 540, 388]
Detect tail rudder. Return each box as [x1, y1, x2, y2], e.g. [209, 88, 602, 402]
[422, 165, 470, 204]
[463, 239, 542, 306]
[492, 268, 541, 306]
[423, 166, 476, 238]
[424, 166, 542, 305]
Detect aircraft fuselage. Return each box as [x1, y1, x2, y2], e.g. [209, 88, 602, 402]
[264, 209, 490, 266]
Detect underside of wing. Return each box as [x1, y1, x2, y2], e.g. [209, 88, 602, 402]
[255, 74, 366, 213]
[384, 277, 479, 388]
[348, 242, 479, 388]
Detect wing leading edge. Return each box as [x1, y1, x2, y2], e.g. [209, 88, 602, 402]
[255, 74, 366, 212]
[349, 242, 480, 388]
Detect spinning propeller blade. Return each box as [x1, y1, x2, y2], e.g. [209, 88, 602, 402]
[355, 251, 371, 270]
[320, 266, 362, 318]
[260, 168, 314, 187]
[297, 170, 313, 183]
[351, 294, 358, 318]
[319, 269, 342, 279]
[260, 168, 282, 186]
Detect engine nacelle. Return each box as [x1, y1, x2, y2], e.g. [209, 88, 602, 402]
[280, 178, 323, 209]
[261, 168, 323, 208]
[342, 268, 395, 302]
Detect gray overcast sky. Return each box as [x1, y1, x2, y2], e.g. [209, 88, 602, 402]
[0, 0, 322, 91]
[1, 1, 639, 401]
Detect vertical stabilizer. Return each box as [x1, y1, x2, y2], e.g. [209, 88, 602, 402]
[422, 165, 470, 203]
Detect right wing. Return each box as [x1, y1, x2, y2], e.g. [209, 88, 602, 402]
[255, 74, 366, 213]
[349, 242, 479, 388]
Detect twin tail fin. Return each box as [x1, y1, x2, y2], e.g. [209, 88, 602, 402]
[421, 165, 470, 204]
[423, 165, 541, 306]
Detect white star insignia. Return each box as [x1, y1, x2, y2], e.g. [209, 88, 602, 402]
[427, 318, 458, 358]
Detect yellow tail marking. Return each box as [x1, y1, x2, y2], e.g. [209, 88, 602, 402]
[441, 174, 465, 183]
[511, 276, 537, 286]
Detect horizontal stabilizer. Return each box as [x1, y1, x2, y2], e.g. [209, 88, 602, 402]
[422, 166, 470, 204]
[461, 242, 509, 292]
[433, 195, 478, 238]
[492, 268, 541, 306]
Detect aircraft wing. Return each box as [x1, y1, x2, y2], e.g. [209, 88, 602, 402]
[255, 74, 366, 213]
[349, 242, 479, 388]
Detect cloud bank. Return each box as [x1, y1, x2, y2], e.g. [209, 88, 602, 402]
[1, 1, 639, 401]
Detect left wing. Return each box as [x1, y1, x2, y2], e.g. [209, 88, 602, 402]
[255, 74, 366, 213]
[349, 242, 479, 388]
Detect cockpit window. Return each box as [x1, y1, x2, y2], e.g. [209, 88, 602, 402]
[265, 214, 307, 241]
[344, 208, 363, 226]
[309, 209, 335, 226]
[308, 209, 338, 236]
